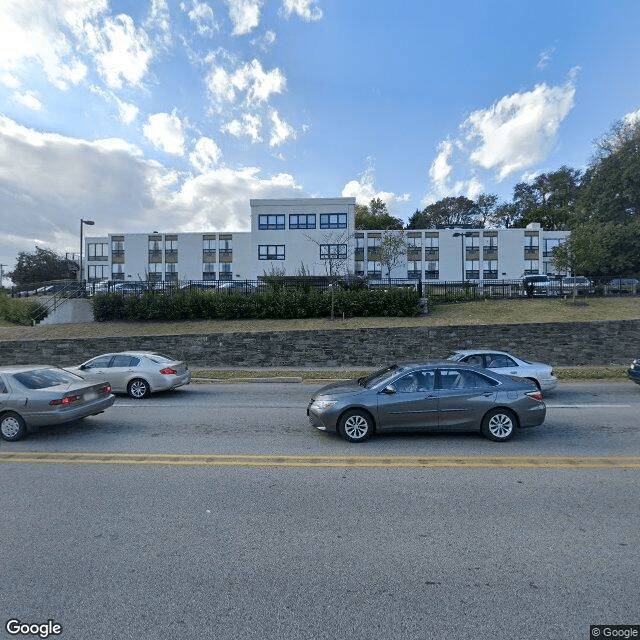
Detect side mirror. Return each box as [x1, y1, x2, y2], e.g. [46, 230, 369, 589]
[382, 385, 396, 395]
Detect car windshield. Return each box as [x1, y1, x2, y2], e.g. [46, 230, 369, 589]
[358, 364, 403, 388]
[13, 368, 82, 389]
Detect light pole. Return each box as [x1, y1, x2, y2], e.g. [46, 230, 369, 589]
[452, 232, 468, 282]
[79, 219, 95, 282]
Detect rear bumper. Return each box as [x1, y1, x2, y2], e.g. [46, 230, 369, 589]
[26, 394, 116, 427]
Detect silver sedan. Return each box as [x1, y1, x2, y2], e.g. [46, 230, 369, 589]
[307, 361, 546, 443]
[447, 350, 557, 392]
[67, 352, 191, 399]
[0, 366, 115, 441]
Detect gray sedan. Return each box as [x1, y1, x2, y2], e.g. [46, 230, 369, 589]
[67, 352, 191, 399]
[0, 366, 115, 441]
[307, 361, 546, 443]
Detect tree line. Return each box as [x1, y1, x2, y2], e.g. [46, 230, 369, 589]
[356, 117, 640, 276]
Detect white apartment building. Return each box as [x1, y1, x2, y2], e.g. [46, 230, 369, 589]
[83, 197, 570, 284]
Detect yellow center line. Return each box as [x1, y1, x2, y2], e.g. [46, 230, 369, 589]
[1, 452, 639, 469]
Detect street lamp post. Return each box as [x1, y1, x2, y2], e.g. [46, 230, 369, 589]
[79, 219, 95, 283]
[452, 232, 467, 282]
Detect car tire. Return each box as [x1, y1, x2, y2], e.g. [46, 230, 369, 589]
[481, 408, 516, 442]
[128, 378, 150, 399]
[338, 409, 373, 443]
[0, 411, 27, 441]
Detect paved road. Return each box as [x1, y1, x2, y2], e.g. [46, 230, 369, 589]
[1, 382, 638, 640]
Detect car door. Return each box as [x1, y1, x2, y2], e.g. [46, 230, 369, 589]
[79, 355, 116, 389]
[106, 354, 141, 393]
[376, 369, 438, 430]
[484, 353, 520, 378]
[435, 368, 497, 430]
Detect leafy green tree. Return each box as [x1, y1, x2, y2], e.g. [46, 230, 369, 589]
[355, 198, 403, 229]
[555, 118, 640, 276]
[407, 196, 480, 229]
[510, 166, 581, 230]
[9, 247, 78, 287]
[377, 231, 407, 284]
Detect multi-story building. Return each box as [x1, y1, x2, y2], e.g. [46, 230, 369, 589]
[83, 197, 570, 284]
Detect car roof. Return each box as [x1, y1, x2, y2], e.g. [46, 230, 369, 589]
[451, 349, 511, 356]
[0, 365, 61, 373]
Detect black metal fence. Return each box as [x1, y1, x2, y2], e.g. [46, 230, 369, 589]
[10, 275, 640, 301]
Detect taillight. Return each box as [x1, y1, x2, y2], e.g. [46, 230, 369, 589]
[160, 368, 177, 375]
[50, 395, 79, 406]
[526, 390, 543, 401]
[102, 384, 111, 393]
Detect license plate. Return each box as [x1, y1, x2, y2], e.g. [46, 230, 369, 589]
[84, 391, 97, 401]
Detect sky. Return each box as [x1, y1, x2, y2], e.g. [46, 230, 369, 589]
[1, 0, 640, 283]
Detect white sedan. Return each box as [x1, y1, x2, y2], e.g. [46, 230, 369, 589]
[447, 350, 557, 392]
[67, 352, 191, 399]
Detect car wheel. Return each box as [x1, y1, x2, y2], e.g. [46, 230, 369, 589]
[0, 411, 27, 441]
[481, 408, 516, 442]
[128, 378, 150, 399]
[338, 409, 373, 443]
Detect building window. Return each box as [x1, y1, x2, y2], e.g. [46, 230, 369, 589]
[524, 260, 539, 275]
[320, 213, 347, 229]
[320, 244, 347, 260]
[465, 260, 480, 279]
[112, 264, 124, 281]
[88, 265, 108, 280]
[148, 263, 162, 282]
[165, 239, 178, 262]
[165, 263, 178, 281]
[289, 214, 316, 229]
[88, 243, 108, 261]
[202, 263, 216, 280]
[483, 260, 498, 279]
[259, 215, 285, 230]
[258, 245, 285, 260]
[111, 240, 124, 262]
[219, 263, 232, 280]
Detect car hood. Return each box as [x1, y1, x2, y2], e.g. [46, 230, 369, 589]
[314, 379, 368, 398]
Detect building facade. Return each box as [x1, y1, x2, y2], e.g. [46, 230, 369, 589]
[83, 197, 570, 284]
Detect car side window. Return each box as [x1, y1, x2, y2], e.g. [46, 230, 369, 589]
[438, 369, 496, 390]
[462, 355, 484, 367]
[85, 356, 113, 369]
[112, 355, 134, 367]
[0, 377, 6, 393]
[394, 371, 435, 393]
[486, 354, 515, 368]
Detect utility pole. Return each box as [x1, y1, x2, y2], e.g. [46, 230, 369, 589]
[0, 263, 6, 289]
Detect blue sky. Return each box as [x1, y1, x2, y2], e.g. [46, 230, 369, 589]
[1, 0, 639, 281]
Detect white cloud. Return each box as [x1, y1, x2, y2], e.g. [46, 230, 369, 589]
[221, 113, 263, 142]
[269, 110, 295, 146]
[14, 91, 43, 111]
[0, 114, 302, 270]
[537, 46, 555, 70]
[185, 1, 219, 36]
[225, 0, 262, 36]
[115, 97, 139, 124]
[280, 0, 323, 21]
[463, 81, 576, 181]
[85, 13, 155, 89]
[206, 58, 286, 110]
[0, 0, 99, 90]
[342, 163, 410, 214]
[189, 136, 222, 172]
[142, 112, 186, 155]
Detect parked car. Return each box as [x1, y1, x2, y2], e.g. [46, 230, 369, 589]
[521, 274, 559, 297]
[67, 352, 191, 399]
[0, 366, 115, 441]
[307, 361, 546, 443]
[628, 357, 640, 385]
[608, 278, 639, 294]
[447, 350, 557, 392]
[561, 276, 595, 295]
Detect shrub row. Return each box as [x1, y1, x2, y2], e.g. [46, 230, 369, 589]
[92, 287, 421, 322]
[0, 291, 48, 325]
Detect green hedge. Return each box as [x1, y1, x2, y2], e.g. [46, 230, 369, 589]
[92, 287, 421, 322]
[0, 291, 48, 325]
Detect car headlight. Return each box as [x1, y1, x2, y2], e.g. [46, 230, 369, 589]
[310, 399, 338, 411]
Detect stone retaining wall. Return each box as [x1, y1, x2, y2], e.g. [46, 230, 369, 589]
[1, 319, 637, 368]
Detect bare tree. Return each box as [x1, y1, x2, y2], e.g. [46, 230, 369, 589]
[377, 231, 407, 285]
